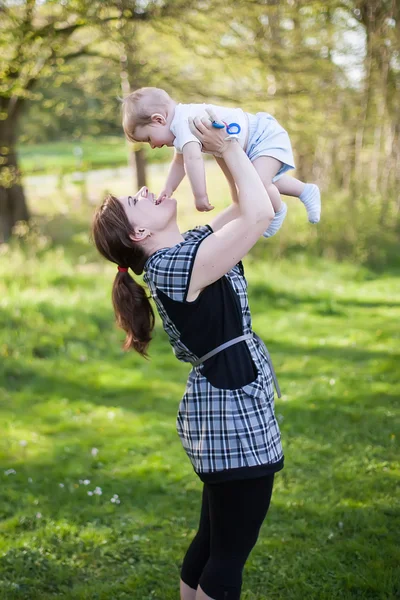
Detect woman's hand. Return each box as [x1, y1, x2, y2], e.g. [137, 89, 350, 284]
[188, 109, 237, 156]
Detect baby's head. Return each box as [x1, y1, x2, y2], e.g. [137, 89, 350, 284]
[122, 87, 175, 149]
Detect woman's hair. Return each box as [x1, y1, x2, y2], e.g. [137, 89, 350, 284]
[91, 194, 155, 357]
[122, 87, 171, 142]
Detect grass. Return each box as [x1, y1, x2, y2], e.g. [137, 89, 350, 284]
[0, 166, 399, 599]
[18, 137, 172, 175]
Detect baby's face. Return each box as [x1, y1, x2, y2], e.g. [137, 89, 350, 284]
[133, 122, 175, 149]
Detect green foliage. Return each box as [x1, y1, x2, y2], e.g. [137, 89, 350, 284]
[2, 0, 400, 251]
[10, 1, 400, 236]
[18, 58, 123, 144]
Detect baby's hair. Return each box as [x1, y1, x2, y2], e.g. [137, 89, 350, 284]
[122, 87, 171, 142]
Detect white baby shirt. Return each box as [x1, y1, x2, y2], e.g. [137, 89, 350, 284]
[170, 103, 248, 156]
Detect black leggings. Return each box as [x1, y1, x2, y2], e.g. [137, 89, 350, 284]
[181, 474, 274, 600]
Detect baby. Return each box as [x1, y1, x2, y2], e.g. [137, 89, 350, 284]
[122, 87, 320, 238]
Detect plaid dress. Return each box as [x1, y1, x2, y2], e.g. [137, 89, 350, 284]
[143, 225, 284, 481]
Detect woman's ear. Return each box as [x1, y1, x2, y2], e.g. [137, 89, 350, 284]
[129, 228, 151, 243]
[151, 113, 166, 125]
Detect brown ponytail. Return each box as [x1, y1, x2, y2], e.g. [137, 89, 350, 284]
[91, 194, 155, 357]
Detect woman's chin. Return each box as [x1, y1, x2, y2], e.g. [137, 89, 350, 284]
[168, 197, 178, 219]
[163, 196, 177, 207]
[156, 195, 176, 206]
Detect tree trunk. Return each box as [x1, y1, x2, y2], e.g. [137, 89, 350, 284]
[119, 34, 148, 192]
[0, 119, 30, 243]
[133, 147, 147, 188]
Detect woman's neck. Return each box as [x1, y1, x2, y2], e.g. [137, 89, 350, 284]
[145, 223, 184, 258]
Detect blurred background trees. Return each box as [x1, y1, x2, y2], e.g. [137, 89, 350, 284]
[1, 0, 399, 264]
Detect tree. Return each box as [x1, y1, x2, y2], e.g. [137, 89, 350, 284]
[106, 1, 241, 190]
[0, 0, 190, 242]
[18, 57, 122, 144]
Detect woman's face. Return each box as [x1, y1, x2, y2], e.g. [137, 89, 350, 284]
[119, 186, 177, 234]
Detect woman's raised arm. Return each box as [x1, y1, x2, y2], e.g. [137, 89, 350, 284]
[186, 115, 274, 301]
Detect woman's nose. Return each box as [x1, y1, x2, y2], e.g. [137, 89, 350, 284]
[140, 187, 148, 197]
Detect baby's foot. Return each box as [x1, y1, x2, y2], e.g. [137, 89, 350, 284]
[263, 202, 287, 238]
[299, 184, 321, 224]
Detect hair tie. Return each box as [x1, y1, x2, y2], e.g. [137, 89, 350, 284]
[118, 266, 129, 272]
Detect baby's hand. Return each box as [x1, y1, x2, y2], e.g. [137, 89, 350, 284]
[195, 195, 214, 212]
[157, 188, 172, 202]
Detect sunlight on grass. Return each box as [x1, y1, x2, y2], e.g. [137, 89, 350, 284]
[0, 165, 399, 598]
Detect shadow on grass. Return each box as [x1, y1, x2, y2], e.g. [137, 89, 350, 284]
[2, 361, 181, 419]
[250, 282, 400, 310]
[0, 546, 83, 598]
[1, 336, 398, 429]
[0, 450, 200, 599]
[269, 338, 399, 364]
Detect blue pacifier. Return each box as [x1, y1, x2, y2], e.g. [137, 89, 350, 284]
[212, 120, 241, 136]
[226, 122, 241, 135]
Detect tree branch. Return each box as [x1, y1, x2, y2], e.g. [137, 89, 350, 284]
[32, 12, 152, 42]
[62, 49, 119, 63]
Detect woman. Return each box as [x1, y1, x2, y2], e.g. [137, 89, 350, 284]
[92, 114, 284, 600]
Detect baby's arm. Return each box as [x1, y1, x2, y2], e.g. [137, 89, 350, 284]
[183, 142, 214, 212]
[215, 156, 238, 204]
[159, 151, 186, 199]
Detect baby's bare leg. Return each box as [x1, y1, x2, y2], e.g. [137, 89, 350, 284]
[275, 174, 305, 197]
[252, 156, 283, 212]
[252, 156, 287, 238]
[275, 174, 321, 224]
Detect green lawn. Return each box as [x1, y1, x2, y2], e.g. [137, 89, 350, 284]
[18, 138, 172, 175]
[0, 184, 399, 598]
